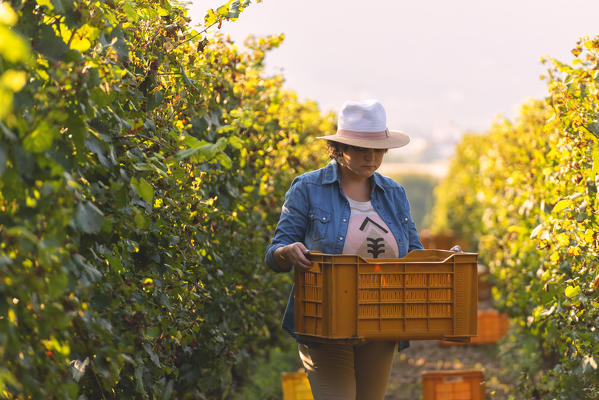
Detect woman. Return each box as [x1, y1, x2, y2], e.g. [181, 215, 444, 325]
[265, 99, 423, 399]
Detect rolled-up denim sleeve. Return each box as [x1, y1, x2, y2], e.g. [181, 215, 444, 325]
[265, 177, 309, 272]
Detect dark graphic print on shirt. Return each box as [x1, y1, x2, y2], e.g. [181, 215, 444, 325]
[342, 199, 398, 258]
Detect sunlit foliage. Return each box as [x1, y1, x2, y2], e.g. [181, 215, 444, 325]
[432, 38, 599, 398]
[0, 0, 334, 398]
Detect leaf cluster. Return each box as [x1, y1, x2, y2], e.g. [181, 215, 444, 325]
[0, 0, 333, 398]
[430, 38, 599, 398]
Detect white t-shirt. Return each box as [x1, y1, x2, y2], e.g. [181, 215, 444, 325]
[342, 197, 399, 258]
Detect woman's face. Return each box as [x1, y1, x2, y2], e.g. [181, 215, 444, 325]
[339, 145, 386, 179]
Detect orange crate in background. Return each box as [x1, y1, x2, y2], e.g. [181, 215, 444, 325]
[440, 309, 509, 346]
[282, 371, 313, 400]
[473, 309, 509, 344]
[422, 370, 486, 400]
[295, 250, 478, 342]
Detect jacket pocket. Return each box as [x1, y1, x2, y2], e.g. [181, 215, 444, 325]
[308, 207, 331, 242]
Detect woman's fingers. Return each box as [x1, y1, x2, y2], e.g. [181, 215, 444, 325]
[287, 243, 312, 270]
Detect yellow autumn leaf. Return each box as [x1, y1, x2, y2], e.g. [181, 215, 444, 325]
[35, 0, 54, 10]
[7, 309, 16, 324]
[41, 336, 70, 356]
[583, 229, 594, 245]
[584, 40, 596, 51]
[0, 3, 17, 25]
[565, 285, 581, 298]
[1, 70, 27, 91]
[556, 233, 570, 247]
[0, 26, 30, 64]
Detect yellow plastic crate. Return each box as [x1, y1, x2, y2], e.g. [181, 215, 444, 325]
[282, 371, 313, 400]
[295, 250, 478, 342]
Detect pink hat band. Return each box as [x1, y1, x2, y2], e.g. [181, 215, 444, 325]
[337, 129, 390, 141]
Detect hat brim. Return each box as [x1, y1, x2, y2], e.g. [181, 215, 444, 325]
[316, 130, 410, 149]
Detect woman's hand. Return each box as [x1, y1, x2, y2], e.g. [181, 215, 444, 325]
[274, 242, 312, 271]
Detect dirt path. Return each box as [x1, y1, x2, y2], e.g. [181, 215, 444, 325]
[385, 339, 512, 399]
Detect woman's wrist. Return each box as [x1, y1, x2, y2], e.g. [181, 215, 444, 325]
[274, 246, 291, 271]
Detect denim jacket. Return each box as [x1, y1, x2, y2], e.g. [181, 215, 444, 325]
[265, 160, 423, 350]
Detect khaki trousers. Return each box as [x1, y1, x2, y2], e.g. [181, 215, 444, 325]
[298, 341, 396, 400]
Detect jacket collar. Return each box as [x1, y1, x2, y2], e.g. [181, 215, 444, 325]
[322, 160, 340, 185]
[322, 160, 386, 193]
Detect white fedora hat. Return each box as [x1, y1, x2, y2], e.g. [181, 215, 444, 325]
[317, 99, 410, 149]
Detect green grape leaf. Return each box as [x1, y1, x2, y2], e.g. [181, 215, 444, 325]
[121, 0, 138, 22]
[215, 152, 232, 169]
[142, 343, 161, 367]
[227, 0, 250, 19]
[50, 0, 74, 14]
[66, 114, 87, 154]
[174, 137, 227, 162]
[146, 91, 164, 111]
[132, 177, 154, 203]
[586, 122, 599, 138]
[34, 25, 68, 61]
[228, 135, 244, 149]
[23, 120, 58, 153]
[135, 363, 145, 394]
[75, 201, 104, 234]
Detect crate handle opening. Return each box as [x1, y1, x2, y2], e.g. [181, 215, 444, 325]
[443, 376, 464, 383]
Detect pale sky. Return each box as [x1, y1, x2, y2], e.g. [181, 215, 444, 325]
[189, 0, 599, 146]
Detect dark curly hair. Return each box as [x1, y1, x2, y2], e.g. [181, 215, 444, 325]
[326, 141, 344, 160]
